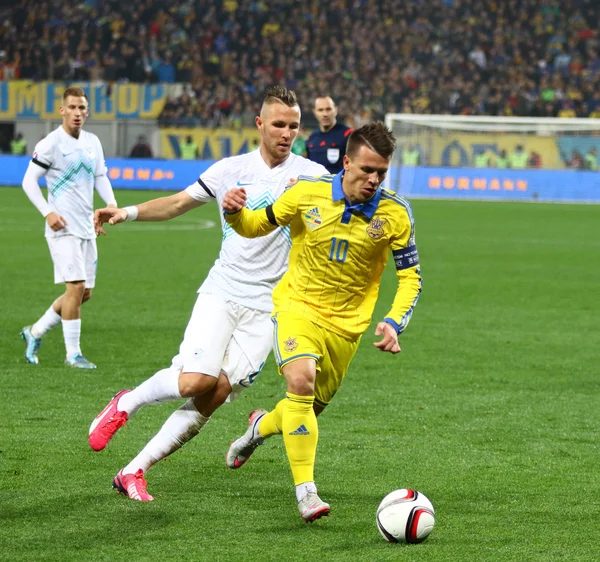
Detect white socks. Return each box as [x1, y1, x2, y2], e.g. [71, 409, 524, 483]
[296, 481, 317, 502]
[62, 319, 81, 359]
[31, 306, 84, 361]
[122, 399, 210, 475]
[31, 307, 61, 339]
[117, 367, 182, 417]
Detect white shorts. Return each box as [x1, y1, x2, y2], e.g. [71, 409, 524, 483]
[46, 235, 98, 288]
[171, 293, 273, 401]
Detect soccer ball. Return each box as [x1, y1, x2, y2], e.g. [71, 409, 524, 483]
[376, 489, 435, 544]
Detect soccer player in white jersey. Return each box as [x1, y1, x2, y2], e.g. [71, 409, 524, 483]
[88, 86, 328, 501]
[20, 87, 117, 369]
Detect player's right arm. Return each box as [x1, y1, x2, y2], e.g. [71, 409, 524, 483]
[22, 137, 67, 232]
[223, 182, 302, 238]
[95, 169, 219, 235]
[94, 190, 203, 234]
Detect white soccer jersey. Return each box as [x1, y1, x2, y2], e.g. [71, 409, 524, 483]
[32, 126, 108, 240]
[186, 149, 329, 312]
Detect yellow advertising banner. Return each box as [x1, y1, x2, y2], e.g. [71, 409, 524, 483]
[399, 131, 564, 169]
[160, 128, 261, 160]
[0, 81, 167, 120]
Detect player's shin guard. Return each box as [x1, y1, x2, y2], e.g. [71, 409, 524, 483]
[281, 393, 318, 486]
[258, 398, 286, 438]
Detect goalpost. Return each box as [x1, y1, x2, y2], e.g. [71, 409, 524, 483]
[383, 114, 600, 203]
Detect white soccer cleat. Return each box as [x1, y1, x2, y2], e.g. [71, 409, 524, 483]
[65, 354, 96, 369]
[298, 492, 330, 523]
[226, 408, 267, 469]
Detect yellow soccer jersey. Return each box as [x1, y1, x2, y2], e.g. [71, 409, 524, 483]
[225, 173, 422, 340]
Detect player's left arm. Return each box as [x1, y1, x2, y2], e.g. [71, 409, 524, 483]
[223, 184, 301, 238]
[93, 139, 117, 208]
[374, 209, 422, 354]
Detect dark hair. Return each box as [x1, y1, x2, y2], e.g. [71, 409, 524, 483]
[263, 86, 298, 108]
[63, 87, 88, 101]
[346, 122, 396, 160]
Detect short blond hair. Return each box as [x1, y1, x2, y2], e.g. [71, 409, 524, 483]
[63, 87, 88, 101]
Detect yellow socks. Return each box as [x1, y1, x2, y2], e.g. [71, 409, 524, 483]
[257, 398, 286, 438]
[280, 393, 318, 486]
[257, 393, 319, 485]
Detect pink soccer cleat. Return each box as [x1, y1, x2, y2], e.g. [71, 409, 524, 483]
[88, 390, 130, 451]
[112, 470, 154, 502]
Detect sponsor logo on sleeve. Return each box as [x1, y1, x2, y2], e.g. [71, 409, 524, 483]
[393, 245, 419, 270]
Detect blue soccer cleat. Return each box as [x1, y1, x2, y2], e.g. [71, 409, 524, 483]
[65, 354, 96, 369]
[21, 326, 42, 365]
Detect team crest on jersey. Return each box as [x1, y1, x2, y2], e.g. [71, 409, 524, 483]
[284, 337, 298, 352]
[366, 217, 387, 239]
[304, 207, 322, 230]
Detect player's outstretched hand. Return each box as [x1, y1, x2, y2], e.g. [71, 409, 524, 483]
[94, 207, 128, 236]
[46, 211, 67, 232]
[222, 187, 247, 213]
[373, 322, 401, 354]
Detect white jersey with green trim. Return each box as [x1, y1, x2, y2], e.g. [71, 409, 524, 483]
[185, 149, 329, 313]
[32, 126, 107, 240]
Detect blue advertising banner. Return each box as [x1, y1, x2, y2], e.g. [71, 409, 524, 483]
[4, 156, 599, 202]
[0, 156, 214, 190]
[391, 166, 600, 203]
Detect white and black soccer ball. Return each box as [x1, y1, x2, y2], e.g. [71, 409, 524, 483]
[376, 489, 435, 544]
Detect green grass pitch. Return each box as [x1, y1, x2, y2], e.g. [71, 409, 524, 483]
[0, 186, 598, 561]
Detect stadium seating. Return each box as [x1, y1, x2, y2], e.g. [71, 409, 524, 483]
[1, 0, 600, 125]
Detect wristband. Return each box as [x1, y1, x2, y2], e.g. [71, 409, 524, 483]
[123, 206, 139, 222]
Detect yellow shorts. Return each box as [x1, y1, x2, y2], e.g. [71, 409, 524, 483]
[271, 311, 361, 408]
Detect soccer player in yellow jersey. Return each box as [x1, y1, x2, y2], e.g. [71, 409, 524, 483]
[223, 122, 422, 522]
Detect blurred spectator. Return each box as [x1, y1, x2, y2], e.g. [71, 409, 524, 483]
[567, 150, 584, 169]
[402, 144, 420, 167]
[129, 135, 153, 159]
[10, 132, 27, 155]
[495, 149, 509, 168]
[558, 100, 577, 118]
[528, 151, 543, 168]
[179, 135, 198, 159]
[3, 0, 600, 121]
[584, 147, 598, 170]
[156, 52, 176, 84]
[473, 148, 489, 168]
[291, 125, 307, 158]
[509, 145, 528, 169]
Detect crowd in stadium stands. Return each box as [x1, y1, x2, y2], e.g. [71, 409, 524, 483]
[2, 0, 600, 127]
